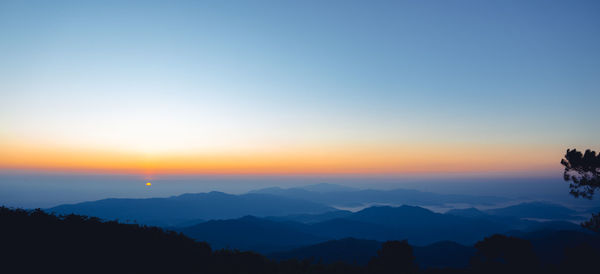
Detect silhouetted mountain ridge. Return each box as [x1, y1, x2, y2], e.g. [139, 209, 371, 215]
[177, 204, 583, 251]
[250, 186, 509, 207]
[484, 202, 577, 219]
[447, 202, 582, 221]
[48, 191, 335, 226]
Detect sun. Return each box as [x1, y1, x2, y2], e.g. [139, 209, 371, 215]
[145, 182, 152, 186]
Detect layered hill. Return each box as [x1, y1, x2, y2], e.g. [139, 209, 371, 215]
[176, 205, 583, 252]
[48, 191, 335, 226]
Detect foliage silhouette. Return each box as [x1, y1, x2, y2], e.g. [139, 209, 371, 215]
[367, 240, 418, 274]
[561, 149, 600, 199]
[1, 207, 212, 274]
[561, 148, 600, 232]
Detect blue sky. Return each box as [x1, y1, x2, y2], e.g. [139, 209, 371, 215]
[0, 0, 599, 175]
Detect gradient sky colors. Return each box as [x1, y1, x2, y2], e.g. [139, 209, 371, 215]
[1, 0, 599, 176]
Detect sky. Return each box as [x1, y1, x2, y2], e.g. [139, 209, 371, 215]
[1, 0, 599, 177]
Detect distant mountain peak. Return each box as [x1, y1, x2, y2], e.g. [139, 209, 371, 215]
[249, 183, 358, 195]
[484, 201, 577, 220]
[176, 191, 229, 199]
[299, 183, 358, 193]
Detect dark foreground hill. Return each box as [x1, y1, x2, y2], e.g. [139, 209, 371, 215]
[1, 207, 598, 274]
[270, 238, 382, 265]
[1, 206, 213, 274]
[270, 238, 476, 268]
[2, 206, 343, 274]
[269, 230, 600, 269]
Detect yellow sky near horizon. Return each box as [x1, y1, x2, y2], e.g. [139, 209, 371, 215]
[0, 139, 562, 176]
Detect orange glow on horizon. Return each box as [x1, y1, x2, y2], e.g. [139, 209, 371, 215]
[0, 140, 561, 176]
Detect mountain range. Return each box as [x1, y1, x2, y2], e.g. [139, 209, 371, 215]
[446, 202, 583, 221]
[173, 205, 584, 253]
[249, 184, 509, 207]
[46, 184, 590, 253]
[48, 191, 334, 226]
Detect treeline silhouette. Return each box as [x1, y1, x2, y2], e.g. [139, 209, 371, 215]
[1, 207, 596, 274]
[561, 148, 600, 231]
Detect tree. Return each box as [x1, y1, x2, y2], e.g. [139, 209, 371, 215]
[368, 240, 418, 274]
[561, 149, 600, 232]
